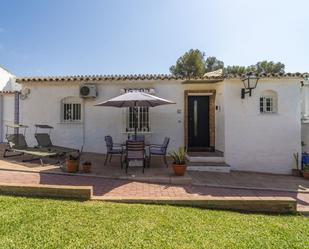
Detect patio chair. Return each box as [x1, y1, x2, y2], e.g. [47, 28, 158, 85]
[124, 140, 146, 174]
[104, 135, 124, 167]
[149, 137, 170, 167]
[34, 124, 78, 154]
[3, 126, 59, 165]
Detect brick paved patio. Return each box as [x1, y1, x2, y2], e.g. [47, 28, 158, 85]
[0, 144, 308, 192]
[0, 170, 307, 212]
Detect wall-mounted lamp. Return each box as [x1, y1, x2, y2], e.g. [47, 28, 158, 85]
[241, 72, 260, 99]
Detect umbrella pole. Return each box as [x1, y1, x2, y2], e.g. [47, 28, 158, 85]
[134, 102, 137, 140]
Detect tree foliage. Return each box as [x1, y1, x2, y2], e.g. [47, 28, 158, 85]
[225, 60, 285, 74]
[169, 49, 206, 77]
[255, 60, 285, 74]
[170, 49, 285, 77]
[169, 49, 224, 77]
[205, 56, 224, 73]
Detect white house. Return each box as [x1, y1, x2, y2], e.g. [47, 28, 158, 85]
[0, 66, 21, 142]
[14, 72, 306, 175]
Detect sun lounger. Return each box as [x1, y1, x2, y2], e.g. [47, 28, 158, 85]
[34, 124, 78, 154]
[3, 126, 59, 165]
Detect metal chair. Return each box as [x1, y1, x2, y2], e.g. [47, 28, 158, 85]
[104, 135, 124, 167]
[125, 140, 146, 174]
[149, 137, 170, 167]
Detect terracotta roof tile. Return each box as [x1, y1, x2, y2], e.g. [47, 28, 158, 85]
[0, 90, 17, 94]
[16, 72, 308, 83]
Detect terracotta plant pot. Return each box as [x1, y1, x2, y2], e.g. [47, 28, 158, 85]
[303, 171, 309, 180]
[66, 159, 79, 173]
[82, 163, 92, 173]
[172, 164, 187, 176]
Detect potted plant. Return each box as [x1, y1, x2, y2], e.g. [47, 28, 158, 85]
[66, 152, 80, 173]
[303, 165, 309, 180]
[82, 161, 92, 173]
[169, 147, 187, 176]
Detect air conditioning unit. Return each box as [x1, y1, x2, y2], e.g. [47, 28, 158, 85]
[80, 84, 97, 98]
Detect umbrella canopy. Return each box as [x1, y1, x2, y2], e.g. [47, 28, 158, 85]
[95, 91, 175, 107]
[95, 91, 175, 139]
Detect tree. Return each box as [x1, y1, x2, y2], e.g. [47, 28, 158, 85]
[170, 49, 285, 76]
[224, 60, 285, 74]
[255, 60, 285, 74]
[205, 56, 224, 73]
[224, 65, 247, 74]
[169, 49, 206, 77]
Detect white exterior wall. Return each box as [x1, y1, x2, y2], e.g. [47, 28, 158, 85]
[19, 78, 301, 175]
[224, 79, 301, 174]
[20, 81, 223, 153]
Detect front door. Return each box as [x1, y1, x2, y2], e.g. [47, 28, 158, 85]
[188, 96, 210, 150]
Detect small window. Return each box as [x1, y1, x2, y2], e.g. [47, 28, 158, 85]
[126, 107, 150, 132]
[61, 97, 82, 123]
[260, 90, 278, 114]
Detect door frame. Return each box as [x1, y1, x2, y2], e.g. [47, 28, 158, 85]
[184, 90, 216, 150]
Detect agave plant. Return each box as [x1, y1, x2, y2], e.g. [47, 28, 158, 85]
[169, 147, 186, 165]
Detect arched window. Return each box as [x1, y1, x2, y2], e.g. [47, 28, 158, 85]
[60, 97, 82, 123]
[259, 90, 278, 114]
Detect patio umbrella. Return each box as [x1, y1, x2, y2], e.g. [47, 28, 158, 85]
[95, 91, 175, 138]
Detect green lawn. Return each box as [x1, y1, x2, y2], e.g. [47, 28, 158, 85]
[0, 196, 307, 249]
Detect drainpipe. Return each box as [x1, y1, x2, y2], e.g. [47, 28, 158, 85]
[14, 91, 19, 134]
[0, 94, 3, 142]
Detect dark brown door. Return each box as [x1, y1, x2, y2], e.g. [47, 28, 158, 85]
[188, 96, 210, 150]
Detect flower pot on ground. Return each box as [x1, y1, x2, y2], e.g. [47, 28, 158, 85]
[169, 147, 187, 176]
[66, 153, 80, 173]
[82, 161, 92, 173]
[303, 165, 309, 180]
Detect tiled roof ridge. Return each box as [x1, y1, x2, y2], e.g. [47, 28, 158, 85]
[16, 72, 309, 82]
[0, 90, 18, 94]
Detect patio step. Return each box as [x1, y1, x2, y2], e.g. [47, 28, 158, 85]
[186, 155, 225, 163]
[187, 162, 231, 173]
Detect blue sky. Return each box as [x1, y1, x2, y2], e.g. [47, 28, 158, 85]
[0, 0, 308, 76]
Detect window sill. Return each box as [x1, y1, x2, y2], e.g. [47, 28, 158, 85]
[121, 131, 153, 134]
[58, 122, 83, 125]
[259, 112, 279, 115]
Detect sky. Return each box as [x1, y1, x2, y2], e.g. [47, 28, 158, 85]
[0, 0, 308, 77]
